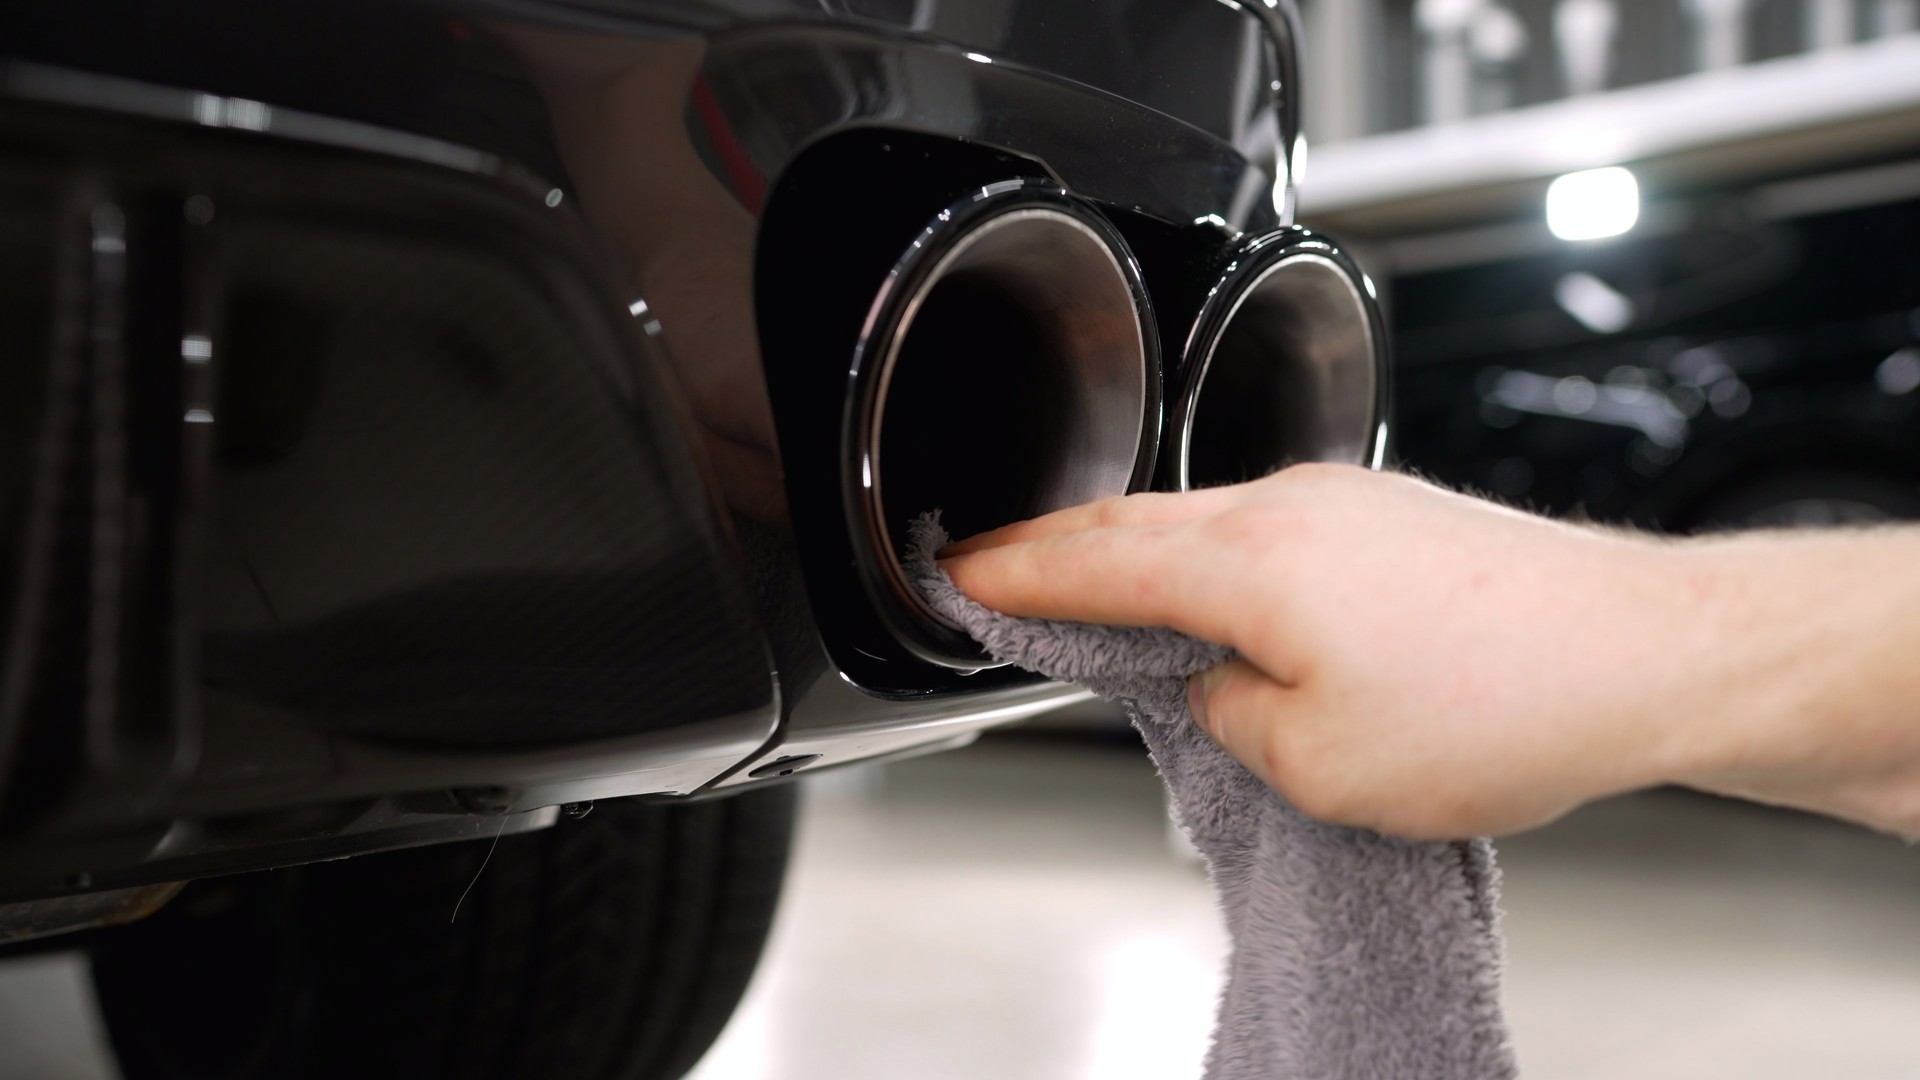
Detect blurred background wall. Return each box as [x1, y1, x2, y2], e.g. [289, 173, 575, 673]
[1305, 0, 1919, 140]
[1293, 0, 1920, 536]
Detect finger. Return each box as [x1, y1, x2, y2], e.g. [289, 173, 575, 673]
[939, 523, 1243, 642]
[940, 488, 1241, 556]
[1187, 659, 1299, 794]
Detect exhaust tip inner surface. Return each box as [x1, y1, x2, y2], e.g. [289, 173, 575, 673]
[860, 206, 1152, 664]
[1180, 253, 1380, 490]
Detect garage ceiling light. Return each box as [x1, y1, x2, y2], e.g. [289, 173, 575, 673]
[1546, 166, 1639, 241]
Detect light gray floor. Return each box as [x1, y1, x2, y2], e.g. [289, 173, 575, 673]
[6, 733, 1919, 1079]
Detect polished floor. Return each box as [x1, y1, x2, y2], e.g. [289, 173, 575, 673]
[5, 730, 1919, 1079]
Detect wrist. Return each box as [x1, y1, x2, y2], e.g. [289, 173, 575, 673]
[1657, 529, 1920, 833]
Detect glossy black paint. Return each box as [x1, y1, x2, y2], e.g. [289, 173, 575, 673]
[0, 0, 1332, 895]
[0, 92, 777, 899]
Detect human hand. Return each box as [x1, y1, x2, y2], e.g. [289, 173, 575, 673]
[941, 464, 1899, 839]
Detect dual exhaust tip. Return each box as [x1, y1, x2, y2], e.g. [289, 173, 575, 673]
[843, 183, 1386, 669]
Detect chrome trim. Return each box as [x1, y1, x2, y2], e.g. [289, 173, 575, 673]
[854, 199, 1155, 664]
[1175, 235, 1387, 490]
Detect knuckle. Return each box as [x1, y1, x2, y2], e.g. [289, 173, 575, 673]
[1195, 507, 1273, 554]
[1193, 506, 1312, 599]
[1288, 460, 1344, 482]
[1269, 460, 1347, 490]
[1094, 495, 1135, 527]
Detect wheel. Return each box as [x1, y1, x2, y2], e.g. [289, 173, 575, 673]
[90, 786, 797, 1080]
[1688, 470, 1920, 531]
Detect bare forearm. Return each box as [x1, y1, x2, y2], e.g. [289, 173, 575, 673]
[1668, 528, 1920, 837]
[943, 466, 1920, 839]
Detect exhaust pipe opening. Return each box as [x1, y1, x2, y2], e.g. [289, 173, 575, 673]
[1177, 247, 1384, 490]
[849, 198, 1157, 668]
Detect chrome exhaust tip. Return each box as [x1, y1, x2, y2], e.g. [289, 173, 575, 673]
[845, 185, 1160, 669]
[1174, 231, 1388, 491]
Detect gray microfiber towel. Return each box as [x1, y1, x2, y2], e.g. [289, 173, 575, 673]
[908, 513, 1518, 1080]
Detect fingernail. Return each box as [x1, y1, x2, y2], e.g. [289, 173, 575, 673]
[1187, 670, 1214, 731]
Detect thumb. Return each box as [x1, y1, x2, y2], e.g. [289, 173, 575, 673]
[1187, 659, 1295, 792]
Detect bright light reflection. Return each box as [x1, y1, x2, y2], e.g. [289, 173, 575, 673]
[1876, 348, 1920, 396]
[227, 99, 269, 131]
[1553, 271, 1634, 334]
[965, 51, 992, 64]
[1545, 166, 1639, 241]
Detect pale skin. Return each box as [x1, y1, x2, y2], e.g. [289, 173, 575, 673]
[938, 463, 1920, 841]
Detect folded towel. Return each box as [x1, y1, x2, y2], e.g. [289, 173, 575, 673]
[909, 513, 1517, 1080]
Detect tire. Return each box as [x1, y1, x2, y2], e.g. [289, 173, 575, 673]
[90, 786, 797, 1080]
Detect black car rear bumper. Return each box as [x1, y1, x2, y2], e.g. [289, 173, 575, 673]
[0, 0, 1381, 904]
